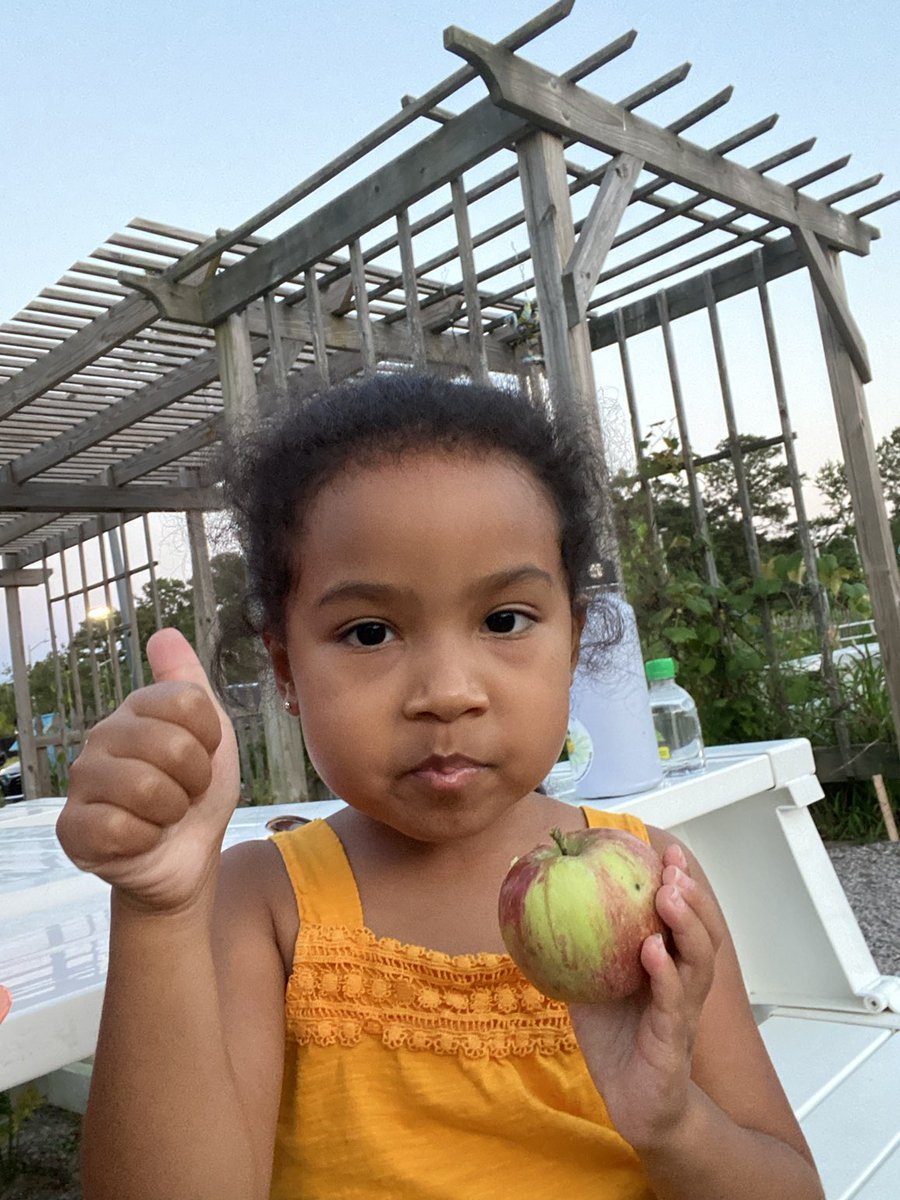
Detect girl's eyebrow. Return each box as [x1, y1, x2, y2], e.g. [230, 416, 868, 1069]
[316, 565, 554, 609]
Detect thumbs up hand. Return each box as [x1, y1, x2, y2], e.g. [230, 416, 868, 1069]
[58, 629, 241, 913]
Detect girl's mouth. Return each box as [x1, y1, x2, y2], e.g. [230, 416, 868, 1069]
[408, 754, 487, 789]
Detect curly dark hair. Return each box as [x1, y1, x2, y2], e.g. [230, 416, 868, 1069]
[222, 371, 614, 651]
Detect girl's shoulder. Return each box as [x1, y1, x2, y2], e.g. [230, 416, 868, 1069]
[218, 838, 299, 980]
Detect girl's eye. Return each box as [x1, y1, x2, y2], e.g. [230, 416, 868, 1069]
[342, 622, 394, 648]
[485, 610, 532, 635]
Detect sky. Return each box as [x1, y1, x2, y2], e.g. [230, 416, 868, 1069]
[1, 0, 898, 672]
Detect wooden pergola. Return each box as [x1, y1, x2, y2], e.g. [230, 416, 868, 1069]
[2, 1, 898, 802]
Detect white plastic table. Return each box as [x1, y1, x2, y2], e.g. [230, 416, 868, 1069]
[1, 741, 897, 1199]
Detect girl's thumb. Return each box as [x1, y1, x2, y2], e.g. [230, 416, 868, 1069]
[147, 628, 214, 693]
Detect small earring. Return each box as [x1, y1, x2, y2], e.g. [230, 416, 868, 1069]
[283, 698, 292, 712]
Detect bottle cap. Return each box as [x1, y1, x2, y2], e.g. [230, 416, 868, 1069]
[645, 657, 677, 680]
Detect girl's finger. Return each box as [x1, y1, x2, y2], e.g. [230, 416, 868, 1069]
[97, 715, 215, 799]
[655, 880, 717, 1006]
[639, 933, 690, 1059]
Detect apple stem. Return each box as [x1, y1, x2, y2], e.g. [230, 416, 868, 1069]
[550, 827, 568, 855]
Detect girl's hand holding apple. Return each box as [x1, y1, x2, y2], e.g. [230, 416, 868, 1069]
[567, 841, 727, 1151]
[57, 628, 240, 915]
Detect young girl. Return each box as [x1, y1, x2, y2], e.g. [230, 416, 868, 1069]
[58, 374, 823, 1200]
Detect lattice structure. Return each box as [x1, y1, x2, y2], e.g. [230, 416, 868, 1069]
[1, 1, 898, 801]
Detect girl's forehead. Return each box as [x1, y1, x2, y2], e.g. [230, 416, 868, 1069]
[296, 449, 562, 563]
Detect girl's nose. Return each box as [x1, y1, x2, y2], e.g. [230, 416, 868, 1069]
[401, 640, 489, 723]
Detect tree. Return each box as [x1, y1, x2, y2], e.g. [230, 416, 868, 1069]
[211, 552, 264, 684]
[813, 425, 900, 563]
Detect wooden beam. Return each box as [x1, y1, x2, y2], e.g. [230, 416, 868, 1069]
[589, 235, 804, 348]
[0, 293, 158, 419]
[182, 466, 219, 678]
[0, 568, 50, 587]
[562, 152, 643, 326]
[517, 129, 618, 573]
[444, 29, 875, 256]
[3, 565, 39, 799]
[200, 98, 529, 324]
[793, 226, 872, 383]
[0, 482, 223, 512]
[214, 310, 259, 428]
[7, 340, 257, 485]
[813, 248, 900, 752]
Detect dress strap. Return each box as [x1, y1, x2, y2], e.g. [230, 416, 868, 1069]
[580, 806, 651, 845]
[271, 820, 364, 928]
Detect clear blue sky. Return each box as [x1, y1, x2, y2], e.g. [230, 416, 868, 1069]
[2, 0, 898, 668]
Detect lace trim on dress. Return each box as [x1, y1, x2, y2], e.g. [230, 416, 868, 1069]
[286, 923, 579, 1060]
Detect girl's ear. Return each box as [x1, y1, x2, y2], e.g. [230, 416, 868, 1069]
[263, 632, 294, 704]
[570, 595, 588, 674]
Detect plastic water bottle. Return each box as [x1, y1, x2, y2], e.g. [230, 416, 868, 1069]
[569, 593, 664, 799]
[645, 657, 706, 777]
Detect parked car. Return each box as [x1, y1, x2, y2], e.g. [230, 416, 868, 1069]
[0, 757, 23, 803]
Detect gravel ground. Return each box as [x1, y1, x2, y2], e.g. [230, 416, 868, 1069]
[3, 840, 898, 1200]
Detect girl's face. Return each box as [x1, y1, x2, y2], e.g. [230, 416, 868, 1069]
[269, 450, 583, 845]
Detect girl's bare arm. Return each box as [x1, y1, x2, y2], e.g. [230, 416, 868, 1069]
[81, 843, 286, 1200]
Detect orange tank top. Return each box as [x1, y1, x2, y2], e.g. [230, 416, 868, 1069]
[269, 808, 656, 1200]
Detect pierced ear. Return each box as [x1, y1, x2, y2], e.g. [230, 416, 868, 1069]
[263, 633, 294, 696]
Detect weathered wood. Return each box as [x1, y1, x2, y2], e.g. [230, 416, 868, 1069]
[590, 236, 805, 348]
[445, 29, 875, 256]
[112, 518, 144, 690]
[159, 3, 574, 289]
[2, 560, 39, 799]
[77, 533, 106, 720]
[0, 293, 157, 419]
[517, 129, 618, 572]
[812, 743, 900, 783]
[182, 467, 219, 678]
[57, 544, 87, 740]
[200, 99, 528, 324]
[396, 210, 426, 371]
[0, 568, 49, 587]
[349, 240, 376, 378]
[813, 248, 900, 752]
[0, 482, 223, 512]
[142, 513, 163, 630]
[752, 250, 848, 765]
[703, 274, 785, 712]
[450, 177, 490, 385]
[262, 291, 290, 405]
[656, 291, 718, 588]
[304, 268, 331, 384]
[793, 226, 872, 383]
[614, 309, 664, 580]
[6, 339, 247, 485]
[562, 152, 643, 327]
[214, 310, 259, 428]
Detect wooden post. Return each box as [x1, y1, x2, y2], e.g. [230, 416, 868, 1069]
[304, 267, 332, 385]
[57, 543, 87, 741]
[517, 129, 619, 575]
[753, 252, 852, 766]
[872, 775, 899, 843]
[181, 467, 219, 680]
[614, 309, 665, 582]
[214, 309, 309, 803]
[657, 291, 719, 588]
[396, 209, 427, 371]
[41, 546, 70, 789]
[349, 240, 377, 378]
[2, 555, 39, 800]
[450, 176, 490, 385]
[810, 248, 900, 753]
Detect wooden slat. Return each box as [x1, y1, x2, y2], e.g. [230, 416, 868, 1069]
[450, 177, 489, 385]
[0, 294, 158, 418]
[445, 28, 874, 256]
[562, 152, 643, 326]
[348, 240, 377, 378]
[794, 226, 871, 382]
[200, 99, 528, 324]
[813, 248, 900, 752]
[396, 210, 426, 372]
[0, 482, 223, 513]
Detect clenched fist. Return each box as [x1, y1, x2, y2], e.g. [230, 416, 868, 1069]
[57, 628, 240, 914]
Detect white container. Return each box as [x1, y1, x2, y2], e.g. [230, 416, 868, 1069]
[645, 658, 706, 777]
[569, 594, 664, 799]
[542, 758, 578, 803]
